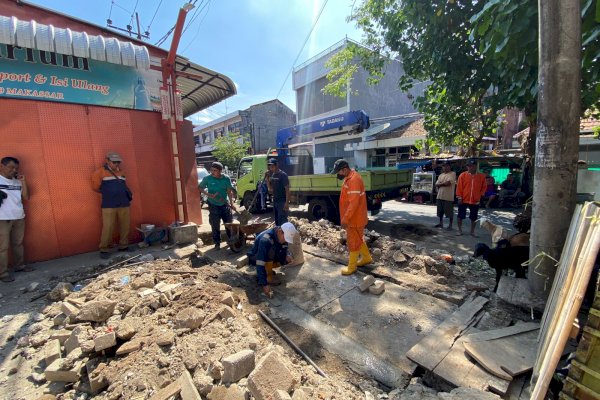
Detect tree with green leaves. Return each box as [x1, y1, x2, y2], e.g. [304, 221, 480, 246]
[323, 0, 504, 155]
[211, 132, 251, 172]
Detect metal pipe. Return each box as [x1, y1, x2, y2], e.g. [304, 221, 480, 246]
[258, 310, 327, 378]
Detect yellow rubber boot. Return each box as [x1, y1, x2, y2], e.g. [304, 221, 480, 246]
[357, 243, 373, 267]
[265, 262, 281, 285]
[341, 251, 360, 275]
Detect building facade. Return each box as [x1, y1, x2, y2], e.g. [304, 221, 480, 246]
[292, 38, 428, 170]
[194, 99, 295, 168]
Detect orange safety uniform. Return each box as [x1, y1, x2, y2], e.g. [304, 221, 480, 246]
[456, 171, 487, 205]
[339, 169, 368, 252]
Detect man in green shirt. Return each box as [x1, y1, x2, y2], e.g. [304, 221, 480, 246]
[199, 162, 237, 249]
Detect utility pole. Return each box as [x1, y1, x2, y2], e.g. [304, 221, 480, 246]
[529, 0, 581, 297]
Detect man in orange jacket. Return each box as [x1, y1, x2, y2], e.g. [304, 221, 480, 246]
[332, 159, 372, 275]
[456, 159, 487, 236]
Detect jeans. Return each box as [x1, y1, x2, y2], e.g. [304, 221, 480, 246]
[273, 199, 288, 226]
[0, 219, 25, 278]
[209, 204, 233, 244]
[99, 207, 130, 251]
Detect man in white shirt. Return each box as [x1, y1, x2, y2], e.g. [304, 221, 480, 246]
[434, 162, 456, 230]
[0, 157, 30, 283]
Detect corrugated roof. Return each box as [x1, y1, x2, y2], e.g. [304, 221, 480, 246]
[373, 118, 426, 140]
[175, 58, 236, 117]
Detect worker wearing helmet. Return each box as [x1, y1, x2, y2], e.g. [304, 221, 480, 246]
[332, 159, 372, 275]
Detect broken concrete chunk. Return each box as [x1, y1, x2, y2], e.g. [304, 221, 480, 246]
[94, 331, 117, 352]
[291, 389, 310, 400]
[206, 384, 246, 400]
[44, 358, 83, 382]
[248, 351, 296, 400]
[273, 390, 292, 400]
[180, 370, 202, 400]
[77, 300, 117, 322]
[154, 330, 175, 346]
[131, 273, 155, 289]
[219, 305, 236, 320]
[368, 280, 385, 295]
[139, 288, 158, 298]
[236, 255, 249, 269]
[49, 329, 72, 345]
[393, 251, 407, 264]
[192, 371, 213, 397]
[222, 349, 255, 383]
[23, 281, 40, 293]
[8, 354, 23, 375]
[48, 282, 73, 302]
[43, 339, 62, 366]
[115, 339, 142, 355]
[220, 292, 235, 307]
[86, 360, 109, 395]
[61, 302, 80, 318]
[359, 275, 376, 292]
[115, 322, 136, 340]
[175, 307, 204, 329]
[53, 313, 67, 327]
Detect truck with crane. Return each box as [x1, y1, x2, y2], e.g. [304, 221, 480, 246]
[235, 110, 412, 223]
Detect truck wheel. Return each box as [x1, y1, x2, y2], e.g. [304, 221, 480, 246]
[308, 198, 330, 222]
[243, 192, 265, 213]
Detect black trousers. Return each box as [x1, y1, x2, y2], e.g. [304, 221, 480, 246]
[208, 204, 233, 244]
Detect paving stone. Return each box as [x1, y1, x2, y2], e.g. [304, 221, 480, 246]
[273, 390, 292, 400]
[148, 378, 181, 400]
[49, 329, 73, 345]
[222, 349, 255, 383]
[359, 275, 375, 292]
[219, 305, 236, 319]
[175, 307, 204, 329]
[43, 339, 62, 366]
[77, 300, 117, 322]
[159, 293, 171, 307]
[248, 351, 296, 400]
[236, 255, 249, 268]
[368, 280, 385, 295]
[64, 332, 81, 355]
[61, 302, 79, 318]
[94, 331, 117, 352]
[44, 359, 83, 382]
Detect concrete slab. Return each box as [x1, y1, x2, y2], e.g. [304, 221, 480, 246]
[314, 275, 456, 374]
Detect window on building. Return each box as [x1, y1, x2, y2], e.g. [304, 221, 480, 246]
[227, 121, 241, 134]
[202, 132, 212, 144]
[194, 135, 200, 145]
[214, 127, 224, 138]
[297, 76, 347, 120]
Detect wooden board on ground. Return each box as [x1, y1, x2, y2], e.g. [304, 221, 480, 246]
[406, 295, 488, 371]
[433, 338, 511, 395]
[464, 329, 539, 380]
[462, 322, 540, 343]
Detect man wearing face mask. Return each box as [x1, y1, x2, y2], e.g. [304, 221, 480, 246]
[332, 159, 372, 275]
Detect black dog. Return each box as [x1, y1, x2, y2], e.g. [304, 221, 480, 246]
[473, 239, 529, 291]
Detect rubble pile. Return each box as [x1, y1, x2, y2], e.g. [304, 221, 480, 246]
[10, 259, 373, 399]
[291, 217, 498, 301]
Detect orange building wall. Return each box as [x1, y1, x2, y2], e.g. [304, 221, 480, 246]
[0, 98, 201, 262]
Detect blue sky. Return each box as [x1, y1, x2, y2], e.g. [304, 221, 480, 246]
[26, 0, 363, 125]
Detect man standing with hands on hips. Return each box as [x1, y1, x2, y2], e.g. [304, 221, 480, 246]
[200, 162, 237, 250]
[332, 159, 372, 275]
[0, 157, 31, 283]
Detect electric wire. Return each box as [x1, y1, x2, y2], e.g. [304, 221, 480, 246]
[146, 0, 163, 32]
[275, 0, 330, 100]
[181, 0, 212, 53]
[129, 0, 140, 26]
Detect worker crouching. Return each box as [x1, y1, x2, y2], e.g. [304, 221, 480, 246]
[332, 159, 372, 275]
[247, 222, 298, 297]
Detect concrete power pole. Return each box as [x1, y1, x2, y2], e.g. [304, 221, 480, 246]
[530, 0, 581, 297]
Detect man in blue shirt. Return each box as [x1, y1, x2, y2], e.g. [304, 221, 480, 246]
[199, 162, 237, 249]
[247, 222, 297, 297]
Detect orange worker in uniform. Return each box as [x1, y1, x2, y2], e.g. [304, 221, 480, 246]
[332, 159, 372, 275]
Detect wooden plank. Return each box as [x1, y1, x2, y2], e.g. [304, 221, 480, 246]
[463, 329, 539, 380]
[462, 322, 540, 343]
[506, 376, 528, 400]
[433, 338, 511, 396]
[406, 295, 488, 371]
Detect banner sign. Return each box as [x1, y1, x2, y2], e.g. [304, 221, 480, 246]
[0, 44, 162, 111]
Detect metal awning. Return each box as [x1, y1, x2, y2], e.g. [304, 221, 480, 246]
[175, 57, 236, 117]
